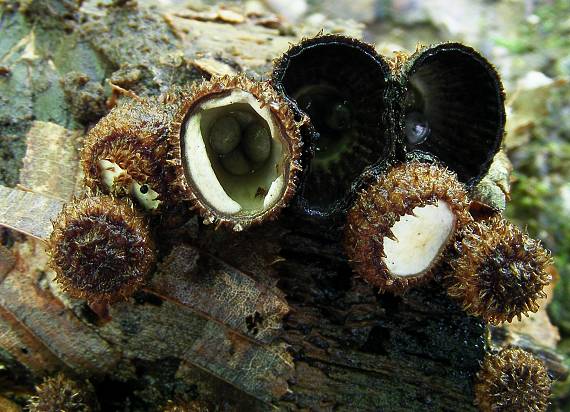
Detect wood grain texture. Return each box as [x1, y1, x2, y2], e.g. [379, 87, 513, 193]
[0, 2, 565, 411]
[0, 186, 63, 241]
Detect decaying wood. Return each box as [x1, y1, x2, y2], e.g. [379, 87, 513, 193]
[0, 244, 15, 280]
[19, 121, 83, 201]
[0, 2, 567, 411]
[0, 186, 293, 407]
[150, 244, 289, 343]
[0, 240, 120, 376]
[1, 181, 566, 410]
[97, 289, 293, 404]
[471, 151, 513, 212]
[0, 186, 63, 240]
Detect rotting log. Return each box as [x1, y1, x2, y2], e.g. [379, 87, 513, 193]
[0, 1, 567, 411]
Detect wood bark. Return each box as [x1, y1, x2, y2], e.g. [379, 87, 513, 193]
[0, 1, 566, 411]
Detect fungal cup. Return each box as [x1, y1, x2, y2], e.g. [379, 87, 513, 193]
[399, 43, 506, 185]
[81, 97, 175, 212]
[182, 92, 286, 215]
[170, 75, 303, 230]
[344, 161, 472, 293]
[272, 35, 393, 217]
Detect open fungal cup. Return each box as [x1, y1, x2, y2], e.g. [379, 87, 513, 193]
[81, 97, 174, 211]
[399, 43, 505, 185]
[446, 216, 552, 324]
[47, 196, 155, 303]
[272, 34, 392, 216]
[344, 161, 472, 293]
[170, 75, 302, 231]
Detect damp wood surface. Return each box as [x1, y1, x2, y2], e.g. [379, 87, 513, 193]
[0, 1, 566, 411]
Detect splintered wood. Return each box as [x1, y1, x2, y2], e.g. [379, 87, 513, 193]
[19, 121, 83, 201]
[150, 244, 289, 343]
[0, 186, 64, 240]
[164, 7, 362, 73]
[98, 299, 293, 402]
[0, 245, 15, 281]
[0, 241, 120, 376]
[0, 186, 293, 402]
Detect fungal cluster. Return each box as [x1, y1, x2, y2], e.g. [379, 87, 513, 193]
[44, 34, 554, 411]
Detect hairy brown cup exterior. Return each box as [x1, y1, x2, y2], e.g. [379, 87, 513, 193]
[345, 161, 472, 293]
[47, 196, 155, 302]
[169, 74, 303, 231]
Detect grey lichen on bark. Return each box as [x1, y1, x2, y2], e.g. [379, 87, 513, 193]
[0, 1, 566, 411]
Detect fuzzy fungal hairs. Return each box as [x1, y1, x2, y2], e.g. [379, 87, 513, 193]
[344, 161, 472, 293]
[81, 97, 174, 211]
[27, 373, 98, 412]
[475, 348, 551, 412]
[47, 196, 155, 303]
[446, 216, 552, 324]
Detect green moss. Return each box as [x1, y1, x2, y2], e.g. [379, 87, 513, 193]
[0, 125, 27, 187]
[505, 43, 570, 407]
[499, 0, 570, 74]
[528, 0, 570, 52]
[492, 36, 532, 55]
[507, 83, 570, 251]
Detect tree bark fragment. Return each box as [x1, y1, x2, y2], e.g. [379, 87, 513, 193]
[0, 1, 567, 411]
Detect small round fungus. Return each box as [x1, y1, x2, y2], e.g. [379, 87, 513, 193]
[446, 216, 552, 324]
[81, 97, 174, 211]
[475, 348, 551, 412]
[47, 196, 155, 302]
[344, 161, 472, 293]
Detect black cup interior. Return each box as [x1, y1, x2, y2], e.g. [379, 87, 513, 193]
[404, 44, 505, 185]
[273, 36, 391, 214]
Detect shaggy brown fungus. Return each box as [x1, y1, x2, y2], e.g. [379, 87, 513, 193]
[475, 348, 551, 412]
[344, 161, 471, 293]
[47, 196, 155, 303]
[169, 74, 303, 231]
[446, 216, 552, 324]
